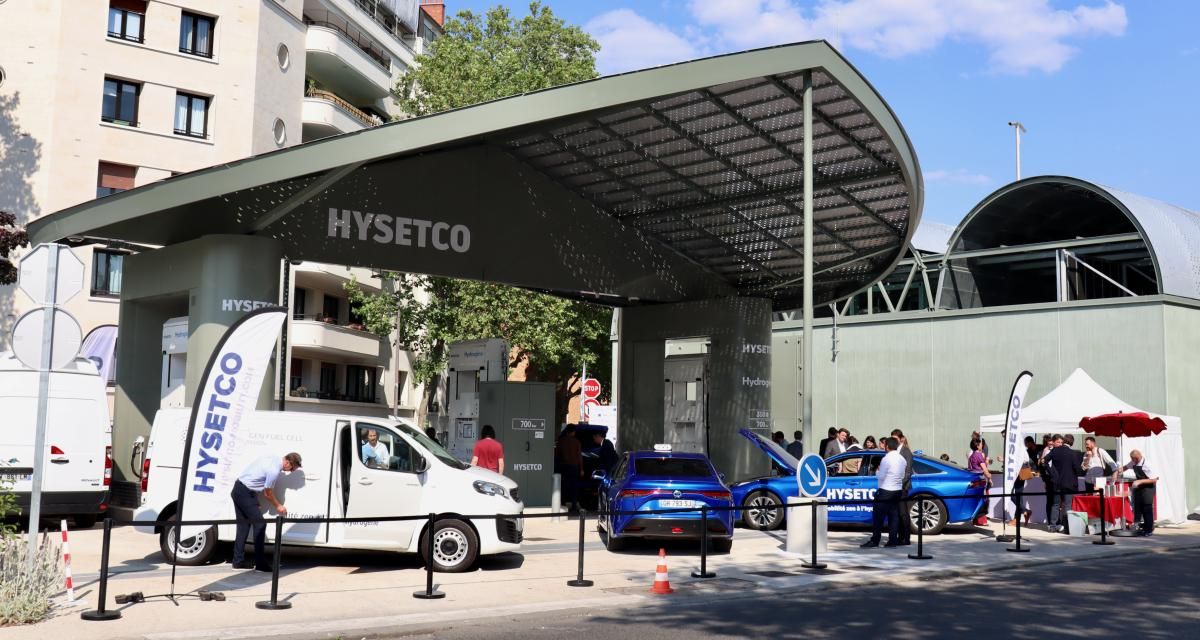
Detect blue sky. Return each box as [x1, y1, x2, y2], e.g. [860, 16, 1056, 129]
[439, 1, 1200, 232]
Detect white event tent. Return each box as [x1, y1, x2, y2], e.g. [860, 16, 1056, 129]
[980, 368, 1187, 525]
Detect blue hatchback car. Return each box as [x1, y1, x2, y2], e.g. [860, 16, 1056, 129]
[595, 449, 735, 552]
[730, 429, 988, 534]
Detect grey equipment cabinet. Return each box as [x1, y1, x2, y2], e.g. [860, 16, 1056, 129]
[479, 381, 556, 507]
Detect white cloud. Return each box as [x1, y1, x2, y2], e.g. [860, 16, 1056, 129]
[925, 168, 992, 185]
[683, 0, 1127, 74]
[585, 9, 701, 75]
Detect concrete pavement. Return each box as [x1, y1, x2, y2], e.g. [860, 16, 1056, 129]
[1, 516, 1197, 639]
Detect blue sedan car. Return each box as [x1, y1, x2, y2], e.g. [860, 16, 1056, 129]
[730, 429, 987, 535]
[595, 449, 735, 552]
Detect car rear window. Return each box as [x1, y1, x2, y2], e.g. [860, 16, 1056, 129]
[634, 458, 712, 478]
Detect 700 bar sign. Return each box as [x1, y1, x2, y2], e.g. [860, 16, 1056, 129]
[512, 418, 546, 431]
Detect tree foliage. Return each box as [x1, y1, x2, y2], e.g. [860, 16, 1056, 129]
[0, 211, 29, 286]
[353, 2, 609, 422]
[396, 2, 600, 118]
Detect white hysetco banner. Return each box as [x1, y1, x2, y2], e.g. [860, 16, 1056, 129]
[1002, 371, 1034, 520]
[177, 307, 286, 538]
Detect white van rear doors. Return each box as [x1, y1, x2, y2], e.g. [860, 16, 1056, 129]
[338, 421, 424, 550]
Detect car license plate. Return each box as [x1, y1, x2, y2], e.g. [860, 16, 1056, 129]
[0, 473, 32, 483]
[660, 499, 697, 508]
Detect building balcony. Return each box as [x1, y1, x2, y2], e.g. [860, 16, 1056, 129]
[291, 318, 383, 359]
[305, 15, 394, 102]
[302, 89, 380, 141]
[293, 262, 383, 292]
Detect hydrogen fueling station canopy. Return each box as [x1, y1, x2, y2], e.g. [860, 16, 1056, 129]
[29, 41, 922, 312]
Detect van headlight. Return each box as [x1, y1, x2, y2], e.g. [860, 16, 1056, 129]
[473, 480, 508, 499]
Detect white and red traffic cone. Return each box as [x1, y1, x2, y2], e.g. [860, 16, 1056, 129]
[650, 548, 674, 594]
[61, 519, 75, 603]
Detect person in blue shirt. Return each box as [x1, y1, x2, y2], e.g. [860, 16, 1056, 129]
[231, 452, 301, 570]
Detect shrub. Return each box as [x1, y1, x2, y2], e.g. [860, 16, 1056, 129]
[0, 512, 63, 626]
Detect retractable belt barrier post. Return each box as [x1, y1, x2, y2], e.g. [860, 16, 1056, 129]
[80, 518, 121, 621]
[256, 516, 291, 610]
[907, 495, 932, 560]
[800, 499, 826, 570]
[413, 512, 445, 599]
[692, 506, 715, 579]
[1094, 486, 1114, 546]
[567, 509, 593, 587]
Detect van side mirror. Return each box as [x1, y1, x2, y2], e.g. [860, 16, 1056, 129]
[414, 456, 429, 474]
[591, 469, 607, 482]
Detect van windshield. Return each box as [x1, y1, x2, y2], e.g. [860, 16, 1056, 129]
[398, 425, 469, 470]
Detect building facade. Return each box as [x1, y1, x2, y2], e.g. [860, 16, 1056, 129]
[0, 1, 444, 438]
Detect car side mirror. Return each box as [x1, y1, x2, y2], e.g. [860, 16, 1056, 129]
[414, 456, 429, 474]
[591, 469, 607, 481]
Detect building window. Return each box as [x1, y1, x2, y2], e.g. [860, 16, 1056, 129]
[322, 295, 340, 323]
[92, 250, 126, 297]
[348, 302, 366, 328]
[179, 12, 215, 57]
[108, 1, 146, 43]
[289, 358, 304, 392]
[173, 92, 210, 138]
[346, 365, 377, 403]
[292, 287, 307, 320]
[97, 161, 136, 199]
[319, 363, 336, 396]
[101, 78, 140, 126]
[396, 370, 408, 407]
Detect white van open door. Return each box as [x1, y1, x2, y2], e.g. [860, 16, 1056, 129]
[335, 420, 425, 550]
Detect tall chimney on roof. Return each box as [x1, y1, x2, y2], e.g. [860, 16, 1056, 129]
[420, 0, 445, 26]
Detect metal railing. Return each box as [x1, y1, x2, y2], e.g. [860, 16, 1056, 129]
[80, 487, 1126, 619]
[303, 88, 381, 129]
[304, 10, 392, 72]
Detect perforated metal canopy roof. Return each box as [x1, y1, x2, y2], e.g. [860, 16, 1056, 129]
[29, 41, 922, 310]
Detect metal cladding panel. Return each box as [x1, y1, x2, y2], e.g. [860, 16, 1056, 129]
[1162, 305, 1200, 513]
[1099, 185, 1200, 300]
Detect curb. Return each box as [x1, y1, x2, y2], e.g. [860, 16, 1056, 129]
[134, 538, 1199, 640]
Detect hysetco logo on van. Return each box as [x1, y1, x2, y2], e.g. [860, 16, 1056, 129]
[327, 208, 470, 253]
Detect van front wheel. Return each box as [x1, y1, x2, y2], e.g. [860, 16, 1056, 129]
[420, 518, 478, 573]
[160, 515, 217, 566]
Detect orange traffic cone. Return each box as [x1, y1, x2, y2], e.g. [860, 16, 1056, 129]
[650, 548, 674, 594]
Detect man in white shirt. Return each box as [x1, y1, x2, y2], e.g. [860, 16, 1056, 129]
[1115, 450, 1158, 536]
[862, 437, 907, 548]
[360, 429, 390, 469]
[231, 453, 301, 570]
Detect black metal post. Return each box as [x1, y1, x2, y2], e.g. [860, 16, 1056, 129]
[568, 509, 594, 587]
[256, 516, 291, 610]
[1094, 486, 1115, 546]
[1007, 501, 1030, 553]
[801, 499, 827, 570]
[81, 518, 121, 621]
[692, 506, 715, 578]
[908, 495, 932, 560]
[413, 513, 445, 599]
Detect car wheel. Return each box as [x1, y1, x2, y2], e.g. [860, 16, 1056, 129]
[909, 496, 949, 535]
[160, 515, 217, 566]
[603, 528, 627, 551]
[742, 491, 783, 531]
[73, 514, 98, 529]
[710, 537, 733, 553]
[420, 518, 479, 573]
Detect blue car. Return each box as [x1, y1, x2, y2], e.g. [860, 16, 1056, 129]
[595, 449, 735, 552]
[730, 429, 988, 535]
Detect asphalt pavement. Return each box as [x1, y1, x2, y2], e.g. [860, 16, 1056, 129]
[402, 547, 1200, 640]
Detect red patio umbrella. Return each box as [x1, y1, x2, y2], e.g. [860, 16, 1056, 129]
[1078, 411, 1167, 438]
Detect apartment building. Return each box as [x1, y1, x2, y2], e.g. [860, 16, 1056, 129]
[0, 1, 444, 428]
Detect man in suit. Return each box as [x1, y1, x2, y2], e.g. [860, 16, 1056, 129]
[1046, 434, 1084, 532]
[892, 429, 914, 544]
[817, 427, 838, 460]
[823, 428, 849, 459]
[786, 431, 804, 459]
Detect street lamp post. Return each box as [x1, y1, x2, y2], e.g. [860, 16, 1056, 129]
[1007, 121, 1027, 180]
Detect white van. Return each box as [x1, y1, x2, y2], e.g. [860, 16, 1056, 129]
[0, 352, 113, 527]
[134, 409, 523, 572]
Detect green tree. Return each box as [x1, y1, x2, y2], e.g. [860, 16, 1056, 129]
[0, 211, 29, 285]
[353, 3, 606, 422]
[395, 2, 599, 118]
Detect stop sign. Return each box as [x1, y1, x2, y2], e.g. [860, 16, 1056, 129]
[582, 378, 601, 399]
